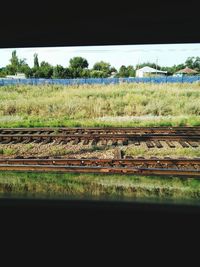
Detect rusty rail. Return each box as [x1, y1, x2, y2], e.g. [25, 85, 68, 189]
[0, 157, 199, 176]
[0, 127, 200, 147]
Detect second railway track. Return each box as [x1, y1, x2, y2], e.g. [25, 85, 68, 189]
[0, 157, 200, 176]
[0, 127, 200, 148]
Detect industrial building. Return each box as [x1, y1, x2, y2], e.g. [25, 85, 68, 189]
[135, 66, 167, 78]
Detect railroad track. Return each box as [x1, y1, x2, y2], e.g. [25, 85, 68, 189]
[0, 157, 199, 176]
[0, 127, 200, 148]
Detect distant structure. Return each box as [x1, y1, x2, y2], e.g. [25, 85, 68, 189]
[135, 66, 167, 78]
[109, 71, 117, 78]
[173, 67, 199, 77]
[5, 72, 26, 79]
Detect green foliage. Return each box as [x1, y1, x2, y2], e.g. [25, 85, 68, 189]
[185, 56, 200, 71]
[32, 61, 53, 78]
[5, 50, 31, 77]
[0, 67, 7, 77]
[92, 61, 116, 77]
[10, 50, 19, 71]
[0, 148, 17, 156]
[69, 57, 88, 69]
[34, 53, 39, 68]
[0, 171, 200, 200]
[68, 57, 89, 78]
[90, 70, 107, 78]
[117, 65, 135, 77]
[53, 65, 70, 79]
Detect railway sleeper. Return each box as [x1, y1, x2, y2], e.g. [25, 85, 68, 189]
[21, 138, 33, 144]
[111, 140, 118, 146]
[0, 138, 12, 144]
[153, 140, 163, 148]
[32, 138, 42, 143]
[122, 139, 128, 145]
[91, 139, 99, 146]
[83, 139, 90, 145]
[42, 137, 52, 144]
[100, 140, 108, 146]
[146, 141, 155, 148]
[57, 138, 69, 144]
[133, 140, 140, 146]
[187, 141, 199, 148]
[179, 141, 190, 148]
[9, 139, 20, 144]
[72, 138, 80, 145]
[165, 141, 176, 148]
[194, 165, 200, 170]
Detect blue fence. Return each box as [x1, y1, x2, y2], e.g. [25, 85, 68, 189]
[0, 76, 200, 86]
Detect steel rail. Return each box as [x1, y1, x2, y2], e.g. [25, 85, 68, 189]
[0, 127, 200, 134]
[0, 164, 199, 176]
[0, 134, 200, 140]
[0, 158, 199, 176]
[0, 158, 200, 165]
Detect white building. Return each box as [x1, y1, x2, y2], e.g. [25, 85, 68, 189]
[136, 66, 167, 78]
[5, 73, 26, 79]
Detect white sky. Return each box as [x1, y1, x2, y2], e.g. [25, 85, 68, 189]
[0, 43, 200, 70]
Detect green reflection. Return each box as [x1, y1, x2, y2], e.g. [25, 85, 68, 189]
[0, 171, 200, 206]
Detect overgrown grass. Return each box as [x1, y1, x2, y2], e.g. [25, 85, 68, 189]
[49, 147, 73, 156]
[0, 83, 200, 127]
[0, 171, 200, 201]
[125, 146, 200, 158]
[0, 148, 18, 156]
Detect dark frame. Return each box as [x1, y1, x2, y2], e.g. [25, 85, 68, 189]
[1, 1, 200, 244]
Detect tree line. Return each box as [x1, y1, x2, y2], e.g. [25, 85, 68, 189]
[0, 50, 200, 79]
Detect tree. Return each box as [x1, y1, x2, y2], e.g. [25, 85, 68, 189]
[0, 67, 7, 77]
[6, 50, 20, 75]
[80, 69, 91, 78]
[117, 65, 129, 77]
[92, 61, 112, 77]
[126, 65, 135, 77]
[10, 50, 19, 69]
[193, 57, 200, 70]
[53, 65, 72, 79]
[5, 50, 31, 77]
[93, 61, 110, 71]
[185, 56, 200, 71]
[31, 61, 54, 78]
[69, 57, 88, 69]
[34, 53, 39, 68]
[110, 67, 117, 73]
[90, 70, 107, 78]
[19, 62, 32, 78]
[53, 65, 66, 78]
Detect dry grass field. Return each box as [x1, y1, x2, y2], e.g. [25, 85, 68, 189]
[0, 83, 200, 127]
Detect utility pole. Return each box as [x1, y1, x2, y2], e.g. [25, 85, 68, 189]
[156, 58, 158, 75]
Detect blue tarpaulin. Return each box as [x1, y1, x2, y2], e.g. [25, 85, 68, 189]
[0, 76, 200, 86]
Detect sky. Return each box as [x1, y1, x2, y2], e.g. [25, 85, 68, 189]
[0, 43, 200, 70]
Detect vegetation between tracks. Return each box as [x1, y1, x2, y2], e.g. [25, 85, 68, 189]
[0, 83, 200, 128]
[0, 143, 199, 158]
[0, 171, 200, 201]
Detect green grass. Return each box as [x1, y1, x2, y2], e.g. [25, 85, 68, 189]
[49, 147, 74, 156]
[0, 83, 200, 127]
[0, 171, 200, 201]
[0, 148, 18, 156]
[124, 146, 200, 158]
